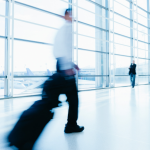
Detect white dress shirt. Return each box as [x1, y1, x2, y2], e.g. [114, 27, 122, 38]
[53, 21, 73, 70]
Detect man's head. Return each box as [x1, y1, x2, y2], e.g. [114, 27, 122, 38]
[133, 60, 135, 64]
[64, 8, 72, 22]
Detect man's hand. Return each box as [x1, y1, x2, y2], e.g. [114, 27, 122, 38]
[74, 64, 80, 71]
[64, 65, 80, 76]
[65, 69, 75, 76]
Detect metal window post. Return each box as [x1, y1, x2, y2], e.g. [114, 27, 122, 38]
[4, 0, 11, 97]
[11, 0, 15, 96]
[69, 0, 72, 9]
[95, 0, 103, 88]
[130, 2, 133, 63]
[147, 0, 150, 83]
[109, 0, 115, 87]
[106, 0, 109, 87]
[75, 0, 79, 88]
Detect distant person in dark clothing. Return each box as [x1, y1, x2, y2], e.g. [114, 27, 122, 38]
[129, 60, 136, 88]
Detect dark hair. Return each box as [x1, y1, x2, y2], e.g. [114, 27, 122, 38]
[65, 8, 72, 15]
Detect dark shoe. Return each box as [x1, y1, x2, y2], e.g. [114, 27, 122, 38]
[20, 142, 33, 150]
[64, 124, 84, 133]
[9, 142, 33, 150]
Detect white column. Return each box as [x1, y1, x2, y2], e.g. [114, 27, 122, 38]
[95, 0, 106, 88]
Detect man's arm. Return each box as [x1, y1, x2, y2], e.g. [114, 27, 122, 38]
[129, 65, 131, 69]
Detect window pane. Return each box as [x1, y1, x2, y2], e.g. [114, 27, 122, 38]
[14, 20, 57, 43]
[16, 0, 68, 15]
[138, 59, 148, 75]
[138, 76, 148, 84]
[13, 77, 48, 96]
[113, 13, 130, 27]
[14, 40, 56, 76]
[0, 79, 4, 97]
[78, 0, 95, 12]
[78, 8, 95, 26]
[78, 32, 107, 52]
[137, 49, 148, 59]
[114, 23, 130, 37]
[0, 39, 5, 76]
[138, 14, 147, 26]
[91, 0, 106, 8]
[137, 0, 147, 11]
[138, 41, 148, 50]
[115, 76, 130, 87]
[138, 32, 148, 43]
[0, 0, 5, 16]
[78, 35, 95, 50]
[114, 34, 130, 46]
[78, 76, 107, 90]
[78, 50, 108, 75]
[115, 0, 130, 8]
[14, 4, 65, 29]
[114, 1, 130, 18]
[138, 25, 148, 34]
[137, 8, 147, 18]
[0, 17, 5, 36]
[0, 38, 5, 97]
[115, 55, 131, 75]
[114, 44, 131, 56]
[78, 23, 95, 38]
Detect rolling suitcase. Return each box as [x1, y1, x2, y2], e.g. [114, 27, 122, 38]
[8, 73, 64, 150]
[8, 100, 54, 150]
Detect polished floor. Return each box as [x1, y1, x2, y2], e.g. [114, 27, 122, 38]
[1, 85, 150, 150]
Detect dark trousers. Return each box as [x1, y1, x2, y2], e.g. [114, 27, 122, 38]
[55, 59, 78, 126]
[53, 76, 78, 126]
[42, 61, 78, 126]
[130, 73, 136, 87]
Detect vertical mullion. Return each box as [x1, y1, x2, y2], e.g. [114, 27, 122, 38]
[11, 0, 14, 96]
[4, 0, 8, 96]
[69, 0, 72, 9]
[7, 0, 11, 97]
[106, 0, 109, 87]
[4, 0, 11, 97]
[130, 2, 133, 62]
[75, 0, 78, 89]
[136, 0, 139, 85]
[108, 0, 111, 87]
[132, 1, 135, 60]
[112, 0, 115, 87]
[147, 0, 150, 83]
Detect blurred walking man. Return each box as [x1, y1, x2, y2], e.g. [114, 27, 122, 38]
[53, 8, 84, 133]
[129, 60, 136, 88]
[7, 8, 84, 150]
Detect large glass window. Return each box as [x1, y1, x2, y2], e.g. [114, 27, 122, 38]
[0, 17, 5, 36]
[15, 0, 69, 15]
[137, 0, 147, 11]
[115, 56, 131, 75]
[0, 39, 5, 75]
[0, 38, 5, 98]
[0, 0, 5, 16]
[14, 20, 57, 43]
[113, 1, 130, 18]
[1, 0, 150, 98]
[14, 4, 65, 29]
[13, 77, 48, 96]
[14, 41, 56, 76]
